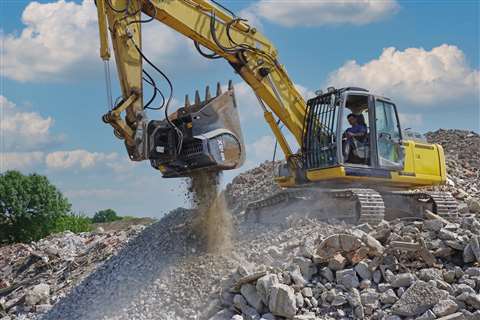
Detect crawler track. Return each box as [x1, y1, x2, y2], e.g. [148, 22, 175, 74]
[245, 188, 458, 225]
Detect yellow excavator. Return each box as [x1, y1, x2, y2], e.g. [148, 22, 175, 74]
[95, 0, 457, 224]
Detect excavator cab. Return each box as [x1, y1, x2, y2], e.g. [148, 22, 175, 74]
[297, 87, 406, 185]
[338, 90, 404, 169]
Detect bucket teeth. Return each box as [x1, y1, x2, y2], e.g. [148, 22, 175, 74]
[194, 90, 201, 105]
[205, 85, 211, 100]
[184, 81, 234, 108]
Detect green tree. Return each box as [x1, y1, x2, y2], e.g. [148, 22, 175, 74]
[0, 171, 72, 243]
[52, 213, 93, 234]
[92, 209, 121, 223]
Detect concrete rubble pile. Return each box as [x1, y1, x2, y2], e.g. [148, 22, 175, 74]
[1, 129, 479, 320]
[225, 162, 280, 213]
[0, 226, 145, 320]
[216, 211, 480, 320]
[426, 129, 480, 206]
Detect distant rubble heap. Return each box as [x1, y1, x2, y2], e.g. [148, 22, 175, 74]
[426, 129, 480, 203]
[1, 129, 479, 320]
[0, 226, 144, 319]
[225, 162, 280, 213]
[214, 212, 480, 320]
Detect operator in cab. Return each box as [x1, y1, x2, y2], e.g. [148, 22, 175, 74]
[343, 113, 369, 164]
[345, 113, 367, 140]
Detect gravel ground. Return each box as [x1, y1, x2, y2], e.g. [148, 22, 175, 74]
[8, 129, 476, 320]
[41, 209, 342, 320]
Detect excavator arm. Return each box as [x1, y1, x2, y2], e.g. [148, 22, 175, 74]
[96, 0, 308, 176]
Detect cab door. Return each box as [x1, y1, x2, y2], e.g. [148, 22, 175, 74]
[374, 99, 404, 169]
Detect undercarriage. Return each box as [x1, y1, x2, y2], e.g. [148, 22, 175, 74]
[244, 188, 458, 226]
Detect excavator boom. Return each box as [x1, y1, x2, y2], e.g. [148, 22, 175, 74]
[96, 0, 307, 176]
[95, 0, 454, 224]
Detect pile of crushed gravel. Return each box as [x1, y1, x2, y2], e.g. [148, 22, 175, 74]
[39, 212, 341, 320]
[426, 129, 480, 202]
[2, 129, 479, 320]
[0, 226, 145, 320]
[225, 162, 279, 213]
[215, 211, 480, 319]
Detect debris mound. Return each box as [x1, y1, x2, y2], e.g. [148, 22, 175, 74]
[216, 213, 480, 319]
[0, 227, 145, 319]
[225, 162, 280, 213]
[426, 129, 480, 203]
[1, 128, 479, 320]
[426, 129, 480, 170]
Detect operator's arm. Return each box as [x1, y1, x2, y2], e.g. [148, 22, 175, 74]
[97, 0, 308, 161]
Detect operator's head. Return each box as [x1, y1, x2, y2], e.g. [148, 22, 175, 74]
[347, 113, 357, 126]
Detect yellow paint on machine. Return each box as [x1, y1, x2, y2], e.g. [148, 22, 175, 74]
[300, 140, 446, 189]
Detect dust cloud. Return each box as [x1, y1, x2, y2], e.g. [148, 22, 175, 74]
[189, 171, 233, 254]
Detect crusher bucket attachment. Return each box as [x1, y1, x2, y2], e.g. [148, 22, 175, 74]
[147, 81, 245, 178]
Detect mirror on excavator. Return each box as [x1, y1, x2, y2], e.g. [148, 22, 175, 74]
[147, 81, 245, 178]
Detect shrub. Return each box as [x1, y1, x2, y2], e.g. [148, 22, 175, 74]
[52, 213, 93, 234]
[92, 209, 121, 223]
[0, 171, 72, 243]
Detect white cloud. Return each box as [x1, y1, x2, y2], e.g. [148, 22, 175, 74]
[232, 82, 315, 121]
[0, 95, 58, 151]
[45, 149, 118, 170]
[245, 0, 399, 27]
[327, 44, 479, 105]
[1, 0, 98, 81]
[398, 113, 423, 128]
[239, 7, 264, 30]
[64, 188, 121, 200]
[232, 82, 264, 120]
[246, 131, 300, 164]
[295, 84, 316, 101]
[1, 0, 203, 82]
[248, 135, 276, 161]
[1, 152, 45, 171]
[106, 157, 140, 174]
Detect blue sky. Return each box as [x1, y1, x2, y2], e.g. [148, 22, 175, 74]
[1, 0, 479, 217]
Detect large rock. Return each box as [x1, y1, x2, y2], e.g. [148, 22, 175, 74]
[256, 274, 279, 305]
[354, 261, 372, 280]
[467, 197, 480, 213]
[241, 283, 264, 312]
[327, 253, 347, 271]
[289, 267, 307, 287]
[25, 284, 50, 306]
[268, 284, 297, 318]
[418, 268, 443, 281]
[336, 269, 359, 289]
[293, 257, 316, 281]
[390, 273, 416, 288]
[391, 281, 448, 316]
[432, 299, 458, 317]
[456, 292, 480, 309]
[380, 289, 398, 305]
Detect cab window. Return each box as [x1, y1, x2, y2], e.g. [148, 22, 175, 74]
[341, 95, 371, 165]
[375, 100, 403, 168]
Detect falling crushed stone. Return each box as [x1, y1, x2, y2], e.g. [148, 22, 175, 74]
[189, 171, 233, 254]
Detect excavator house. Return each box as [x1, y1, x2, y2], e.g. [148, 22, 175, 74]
[96, 0, 457, 224]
